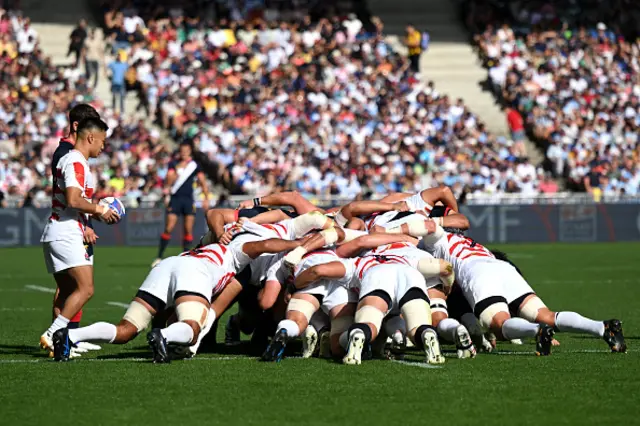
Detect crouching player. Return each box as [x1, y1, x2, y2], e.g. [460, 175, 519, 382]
[52, 237, 303, 362]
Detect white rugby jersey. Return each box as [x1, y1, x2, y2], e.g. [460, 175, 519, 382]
[295, 250, 357, 289]
[40, 150, 94, 242]
[364, 242, 441, 286]
[364, 191, 433, 231]
[420, 233, 495, 284]
[179, 243, 237, 297]
[247, 252, 286, 287]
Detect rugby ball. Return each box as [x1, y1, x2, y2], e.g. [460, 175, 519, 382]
[98, 197, 126, 223]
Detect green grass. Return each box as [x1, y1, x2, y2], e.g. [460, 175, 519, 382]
[0, 244, 639, 425]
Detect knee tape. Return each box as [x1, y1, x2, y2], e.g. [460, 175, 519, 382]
[123, 301, 153, 332]
[406, 219, 430, 237]
[401, 299, 432, 331]
[175, 301, 209, 329]
[292, 211, 332, 237]
[330, 316, 354, 336]
[478, 302, 509, 330]
[417, 257, 441, 278]
[354, 305, 384, 332]
[321, 227, 339, 246]
[287, 298, 317, 322]
[430, 298, 448, 315]
[341, 229, 367, 243]
[518, 296, 546, 322]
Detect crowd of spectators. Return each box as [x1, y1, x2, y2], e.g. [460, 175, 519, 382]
[467, 0, 640, 199]
[92, 0, 543, 204]
[0, 7, 176, 208]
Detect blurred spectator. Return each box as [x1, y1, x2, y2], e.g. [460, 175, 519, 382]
[84, 28, 105, 90]
[68, 18, 88, 67]
[108, 50, 129, 113]
[468, 0, 640, 197]
[405, 24, 422, 72]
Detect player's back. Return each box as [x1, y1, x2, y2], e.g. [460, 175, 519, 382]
[425, 233, 495, 284]
[297, 250, 356, 289]
[179, 243, 236, 296]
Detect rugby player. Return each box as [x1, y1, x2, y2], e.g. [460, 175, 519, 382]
[53, 235, 304, 362]
[40, 118, 119, 354]
[153, 142, 211, 267]
[395, 218, 627, 354]
[45, 104, 102, 356]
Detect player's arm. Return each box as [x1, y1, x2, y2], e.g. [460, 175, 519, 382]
[62, 163, 118, 222]
[336, 233, 418, 258]
[242, 238, 302, 259]
[337, 200, 406, 226]
[196, 171, 211, 208]
[441, 212, 470, 230]
[380, 192, 413, 203]
[293, 261, 347, 290]
[420, 185, 459, 212]
[206, 208, 237, 240]
[164, 168, 177, 193]
[249, 209, 290, 224]
[211, 278, 243, 317]
[240, 191, 322, 214]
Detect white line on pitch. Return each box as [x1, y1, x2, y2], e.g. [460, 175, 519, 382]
[391, 360, 443, 369]
[105, 301, 130, 309]
[0, 356, 243, 364]
[24, 285, 55, 294]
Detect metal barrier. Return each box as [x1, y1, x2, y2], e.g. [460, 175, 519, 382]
[1, 203, 639, 247]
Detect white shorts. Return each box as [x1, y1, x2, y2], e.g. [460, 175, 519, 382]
[359, 264, 427, 311]
[297, 280, 358, 314]
[42, 238, 93, 274]
[139, 257, 215, 306]
[462, 259, 534, 311]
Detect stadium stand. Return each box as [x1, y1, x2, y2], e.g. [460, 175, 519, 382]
[466, 0, 640, 200]
[0, 1, 546, 208]
[92, 0, 541, 202]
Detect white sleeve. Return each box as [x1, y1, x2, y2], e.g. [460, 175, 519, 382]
[62, 159, 85, 190]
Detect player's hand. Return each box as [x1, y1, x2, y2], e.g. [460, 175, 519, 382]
[83, 228, 99, 245]
[98, 205, 120, 224]
[237, 199, 253, 210]
[218, 229, 235, 245]
[164, 195, 170, 207]
[392, 201, 409, 212]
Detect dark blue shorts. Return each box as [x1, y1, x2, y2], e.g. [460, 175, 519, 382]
[167, 196, 196, 216]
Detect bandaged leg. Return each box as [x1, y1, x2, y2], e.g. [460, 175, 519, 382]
[401, 298, 433, 342]
[163, 301, 209, 345]
[291, 211, 333, 237]
[122, 300, 154, 333]
[188, 308, 217, 356]
[285, 297, 317, 337]
[354, 305, 385, 339]
[479, 301, 538, 340]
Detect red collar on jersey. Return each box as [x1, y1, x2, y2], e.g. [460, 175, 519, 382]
[60, 137, 75, 145]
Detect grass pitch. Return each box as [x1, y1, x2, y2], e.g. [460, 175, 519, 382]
[0, 243, 638, 425]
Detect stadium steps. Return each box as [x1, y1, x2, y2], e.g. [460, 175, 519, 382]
[22, 0, 144, 122]
[368, 0, 544, 165]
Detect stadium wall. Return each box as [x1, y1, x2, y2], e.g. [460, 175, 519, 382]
[1, 205, 639, 247]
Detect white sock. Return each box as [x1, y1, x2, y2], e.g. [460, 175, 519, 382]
[189, 308, 217, 355]
[384, 315, 406, 337]
[68, 322, 117, 344]
[161, 322, 194, 345]
[277, 319, 301, 338]
[436, 318, 460, 343]
[555, 312, 604, 337]
[46, 315, 70, 335]
[502, 318, 540, 340]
